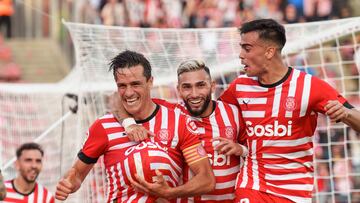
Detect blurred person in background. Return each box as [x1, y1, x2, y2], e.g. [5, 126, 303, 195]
[0, 0, 13, 38]
[2, 142, 54, 203]
[101, 0, 126, 26]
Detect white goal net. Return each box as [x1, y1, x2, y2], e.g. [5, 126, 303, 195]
[1, 17, 360, 203]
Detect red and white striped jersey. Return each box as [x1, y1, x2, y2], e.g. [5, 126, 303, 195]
[153, 99, 245, 202]
[78, 104, 206, 203]
[3, 180, 54, 203]
[220, 68, 349, 203]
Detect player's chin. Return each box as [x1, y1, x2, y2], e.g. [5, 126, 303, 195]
[123, 105, 141, 115]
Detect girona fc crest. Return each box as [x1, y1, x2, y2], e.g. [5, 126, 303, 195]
[197, 145, 207, 157]
[157, 129, 169, 142]
[284, 96, 296, 111]
[156, 129, 174, 145]
[224, 126, 235, 140]
[186, 117, 199, 135]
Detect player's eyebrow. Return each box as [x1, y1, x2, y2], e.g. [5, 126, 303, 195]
[239, 42, 251, 46]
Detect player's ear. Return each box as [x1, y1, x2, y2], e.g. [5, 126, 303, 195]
[210, 80, 216, 93]
[148, 76, 154, 88]
[15, 160, 20, 170]
[265, 46, 276, 59]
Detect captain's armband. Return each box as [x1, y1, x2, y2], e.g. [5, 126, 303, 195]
[183, 144, 208, 166]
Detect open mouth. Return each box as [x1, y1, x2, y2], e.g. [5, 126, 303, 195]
[188, 99, 203, 108]
[125, 97, 139, 106]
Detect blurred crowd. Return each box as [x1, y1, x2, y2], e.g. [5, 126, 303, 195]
[79, 0, 353, 28]
[0, 35, 20, 82]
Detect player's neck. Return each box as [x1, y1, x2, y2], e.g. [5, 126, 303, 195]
[13, 177, 36, 195]
[258, 62, 288, 86]
[198, 100, 216, 118]
[133, 101, 157, 121]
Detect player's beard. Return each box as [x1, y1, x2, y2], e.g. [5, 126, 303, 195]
[184, 94, 211, 117]
[22, 169, 40, 184]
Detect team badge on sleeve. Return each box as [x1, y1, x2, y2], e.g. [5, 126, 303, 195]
[186, 116, 199, 135]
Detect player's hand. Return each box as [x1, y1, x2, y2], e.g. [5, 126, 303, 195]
[129, 170, 172, 199]
[325, 100, 349, 123]
[213, 137, 248, 157]
[55, 168, 80, 201]
[126, 124, 155, 142]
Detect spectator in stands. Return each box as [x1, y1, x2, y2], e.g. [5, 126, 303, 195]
[100, 0, 126, 26]
[284, 3, 301, 24]
[0, 170, 5, 200]
[75, 0, 357, 28]
[0, 0, 13, 38]
[79, 0, 101, 24]
[2, 143, 55, 202]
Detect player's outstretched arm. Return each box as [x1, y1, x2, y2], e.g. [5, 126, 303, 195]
[55, 159, 94, 201]
[130, 158, 215, 199]
[213, 137, 249, 157]
[325, 100, 360, 132]
[110, 92, 152, 141]
[0, 170, 6, 200]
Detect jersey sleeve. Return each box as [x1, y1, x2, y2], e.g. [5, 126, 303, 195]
[179, 115, 208, 165]
[219, 79, 238, 106]
[152, 98, 178, 109]
[78, 119, 108, 164]
[152, 98, 188, 112]
[238, 113, 248, 145]
[311, 77, 352, 114]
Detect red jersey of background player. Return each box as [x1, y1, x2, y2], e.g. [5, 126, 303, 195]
[3, 180, 54, 203]
[78, 104, 207, 203]
[154, 98, 246, 202]
[220, 68, 353, 203]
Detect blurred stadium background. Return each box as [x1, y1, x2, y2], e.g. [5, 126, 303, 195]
[1, 0, 360, 202]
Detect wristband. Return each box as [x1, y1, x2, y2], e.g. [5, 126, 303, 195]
[121, 117, 136, 131]
[239, 144, 249, 157]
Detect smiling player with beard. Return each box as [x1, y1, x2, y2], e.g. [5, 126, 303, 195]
[3, 142, 54, 203]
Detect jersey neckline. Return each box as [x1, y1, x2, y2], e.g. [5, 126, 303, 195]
[135, 104, 160, 123]
[11, 179, 37, 196]
[258, 67, 292, 88]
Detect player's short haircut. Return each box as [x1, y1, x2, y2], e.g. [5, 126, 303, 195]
[177, 59, 211, 79]
[16, 142, 44, 159]
[109, 50, 152, 80]
[239, 18, 286, 50]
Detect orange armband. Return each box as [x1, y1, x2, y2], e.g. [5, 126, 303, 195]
[182, 144, 208, 165]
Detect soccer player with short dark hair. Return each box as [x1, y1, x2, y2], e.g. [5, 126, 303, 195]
[55, 50, 215, 202]
[219, 18, 360, 203]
